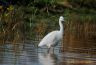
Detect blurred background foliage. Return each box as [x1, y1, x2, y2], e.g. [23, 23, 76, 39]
[0, 0, 96, 45]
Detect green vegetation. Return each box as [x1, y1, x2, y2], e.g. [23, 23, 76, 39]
[0, 0, 96, 44]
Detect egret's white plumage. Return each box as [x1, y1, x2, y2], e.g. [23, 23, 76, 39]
[38, 16, 64, 52]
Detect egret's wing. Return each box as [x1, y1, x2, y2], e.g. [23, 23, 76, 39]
[38, 31, 59, 47]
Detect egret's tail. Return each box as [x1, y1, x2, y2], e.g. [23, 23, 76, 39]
[38, 44, 41, 47]
[38, 43, 42, 47]
[38, 42, 45, 47]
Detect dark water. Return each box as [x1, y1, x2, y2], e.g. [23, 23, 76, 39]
[0, 43, 96, 65]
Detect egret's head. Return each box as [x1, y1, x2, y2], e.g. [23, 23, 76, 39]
[59, 16, 64, 22]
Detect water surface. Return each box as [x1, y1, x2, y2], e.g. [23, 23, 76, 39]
[0, 43, 95, 65]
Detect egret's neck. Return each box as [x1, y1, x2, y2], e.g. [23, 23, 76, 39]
[59, 20, 63, 34]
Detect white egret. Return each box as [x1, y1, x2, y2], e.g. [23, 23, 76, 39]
[38, 16, 64, 53]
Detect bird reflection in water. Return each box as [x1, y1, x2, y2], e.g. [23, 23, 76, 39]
[38, 53, 58, 65]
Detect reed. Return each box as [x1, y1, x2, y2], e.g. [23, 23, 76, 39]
[63, 13, 96, 54]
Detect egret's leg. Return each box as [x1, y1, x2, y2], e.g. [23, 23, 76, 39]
[51, 47, 54, 54]
[47, 45, 51, 53]
[47, 47, 50, 53]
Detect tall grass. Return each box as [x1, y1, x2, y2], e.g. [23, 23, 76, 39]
[63, 13, 96, 53]
[0, 6, 25, 44]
